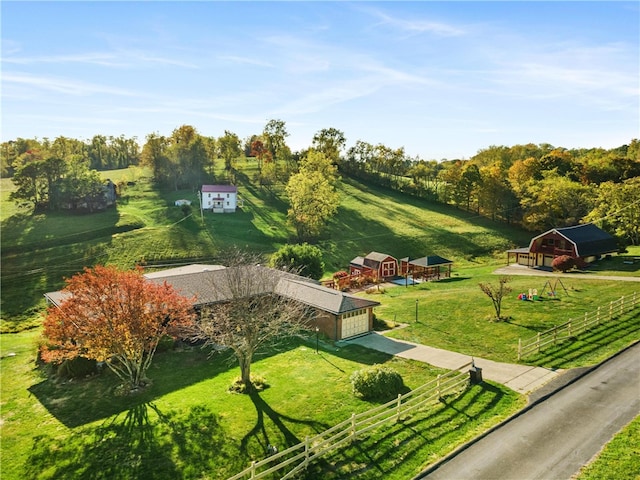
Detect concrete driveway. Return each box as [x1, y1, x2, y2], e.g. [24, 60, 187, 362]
[343, 332, 561, 395]
[493, 264, 640, 282]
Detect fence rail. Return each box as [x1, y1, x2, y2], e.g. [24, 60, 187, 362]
[227, 362, 473, 480]
[518, 292, 639, 360]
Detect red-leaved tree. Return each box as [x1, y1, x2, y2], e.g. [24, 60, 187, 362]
[41, 265, 195, 391]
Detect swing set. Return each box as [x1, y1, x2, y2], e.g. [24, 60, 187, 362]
[539, 278, 569, 298]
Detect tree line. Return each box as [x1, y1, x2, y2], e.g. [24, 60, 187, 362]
[341, 140, 640, 246]
[2, 123, 638, 245]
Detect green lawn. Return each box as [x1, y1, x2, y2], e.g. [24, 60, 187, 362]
[1, 167, 638, 478]
[0, 330, 524, 480]
[574, 414, 640, 480]
[363, 260, 639, 365]
[1, 166, 531, 331]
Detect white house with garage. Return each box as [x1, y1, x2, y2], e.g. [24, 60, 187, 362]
[200, 185, 238, 213]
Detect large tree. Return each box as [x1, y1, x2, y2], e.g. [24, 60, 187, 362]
[285, 151, 339, 241]
[141, 133, 171, 186]
[218, 130, 242, 171]
[311, 127, 346, 165]
[193, 253, 311, 393]
[41, 265, 195, 391]
[262, 119, 289, 161]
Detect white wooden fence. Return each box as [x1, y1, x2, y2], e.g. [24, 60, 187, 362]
[518, 292, 639, 360]
[227, 363, 473, 480]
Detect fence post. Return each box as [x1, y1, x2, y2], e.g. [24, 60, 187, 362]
[597, 306, 601, 326]
[517, 338, 522, 361]
[350, 413, 357, 443]
[537, 332, 541, 353]
[396, 394, 402, 422]
[609, 301, 613, 321]
[584, 312, 588, 332]
[620, 296, 625, 316]
[304, 436, 310, 470]
[568, 320, 572, 337]
[250, 460, 256, 479]
[437, 374, 441, 397]
[553, 326, 557, 345]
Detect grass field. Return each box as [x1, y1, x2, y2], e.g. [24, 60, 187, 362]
[1, 166, 638, 478]
[364, 262, 640, 364]
[0, 165, 532, 331]
[0, 331, 524, 480]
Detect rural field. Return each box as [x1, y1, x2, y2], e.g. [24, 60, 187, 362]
[1, 165, 639, 479]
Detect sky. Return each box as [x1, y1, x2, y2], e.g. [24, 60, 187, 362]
[1, 1, 638, 160]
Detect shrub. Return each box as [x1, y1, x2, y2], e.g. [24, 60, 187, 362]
[228, 374, 269, 394]
[270, 243, 325, 280]
[350, 365, 404, 401]
[552, 255, 575, 272]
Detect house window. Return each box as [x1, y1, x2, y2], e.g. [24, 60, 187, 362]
[208, 193, 211, 198]
[226, 193, 230, 198]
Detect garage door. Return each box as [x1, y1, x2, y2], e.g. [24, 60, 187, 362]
[341, 309, 369, 339]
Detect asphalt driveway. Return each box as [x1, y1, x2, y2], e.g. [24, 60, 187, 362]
[415, 341, 640, 480]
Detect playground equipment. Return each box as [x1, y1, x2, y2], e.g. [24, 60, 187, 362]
[518, 279, 569, 301]
[539, 278, 569, 298]
[517, 288, 539, 301]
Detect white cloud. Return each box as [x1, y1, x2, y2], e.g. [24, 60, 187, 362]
[363, 7, 467, 37]
[3, 73, 139, 97]
[3, 50, 197, 69]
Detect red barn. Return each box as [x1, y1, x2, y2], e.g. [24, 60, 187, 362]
[349, 252, 398, 281]
[507, 224, 618, 267]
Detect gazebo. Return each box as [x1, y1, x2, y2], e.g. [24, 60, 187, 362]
[399, 255, 453, 281]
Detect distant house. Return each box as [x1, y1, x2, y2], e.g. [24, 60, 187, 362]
[349, 252, 398, 281]
[200, 185, 238, 213]
[400, 255, 453, 281]
[46, 264, 380, 341]
[507, 224, 618, 267]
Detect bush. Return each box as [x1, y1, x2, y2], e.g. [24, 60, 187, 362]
[228, 374, 269, 394]
[350, 365, 404, 401]
[270, 243, 325, 280]
[552, 255, 575, 272]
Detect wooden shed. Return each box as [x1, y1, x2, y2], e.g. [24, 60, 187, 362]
[349, 252, 398, 281]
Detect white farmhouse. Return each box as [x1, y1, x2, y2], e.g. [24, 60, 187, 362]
[200, 185, 238, 213]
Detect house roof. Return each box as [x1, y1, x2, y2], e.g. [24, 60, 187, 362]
[530, 223, 617, 257]
[46, 264, 380, 316]
[408, 255, 453, 267]
[350, 252, 397, 269]
[276, 278, 380, 315]
[201, 185, 237, 193]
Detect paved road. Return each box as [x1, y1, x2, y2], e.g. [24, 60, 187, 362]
[415, 342, 640, 480]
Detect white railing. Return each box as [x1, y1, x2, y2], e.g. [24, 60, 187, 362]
[227, 363, 473, 480]
[518, 292, 638, 360]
